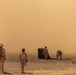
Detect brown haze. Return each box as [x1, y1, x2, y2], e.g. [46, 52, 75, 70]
[0, 0, 76, 55]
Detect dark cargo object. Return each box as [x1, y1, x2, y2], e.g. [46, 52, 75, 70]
[38, 48, 44, 59]
[38, 48, 51, 59]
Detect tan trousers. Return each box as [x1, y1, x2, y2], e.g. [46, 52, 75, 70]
[44, 53, 48, 59]
[20, 59, 27, 73]
[56, 54, 62, 60]
[0, 60, 4, 72]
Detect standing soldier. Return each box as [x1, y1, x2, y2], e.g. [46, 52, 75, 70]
[17, 48, 28, 74]
[43, 46, 49, 59]
[0, 44, 6, 72]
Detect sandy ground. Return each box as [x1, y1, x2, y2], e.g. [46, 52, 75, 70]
[0, 58, 76, 75]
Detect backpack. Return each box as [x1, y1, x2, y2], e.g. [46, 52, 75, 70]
[20, 52, 27, 60]
[20, 52, 27, 62]
[57, 50, 63, 55]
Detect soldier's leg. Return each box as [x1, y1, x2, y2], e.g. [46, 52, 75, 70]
[60, 54, 62, 60]
[56, 55, 59, 59]
[0, 61, 2, 72]
[0, 60, 4, 72]
[45, 55, 47, 59]
[22, 62, 25, 73]
[21, 62, 25, 73]
[2, 61, 4, 72]
[45, 54, 49, 59]
[20, 62, 23, 73]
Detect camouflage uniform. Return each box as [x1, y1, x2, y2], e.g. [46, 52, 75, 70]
[0, 44, 6, 72]
[43, 47, 48, 59]
[56, 50, 63, 60]
[18, 50, 27, 74]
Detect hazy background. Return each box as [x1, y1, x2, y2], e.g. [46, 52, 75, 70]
[0, 0, 76, 56]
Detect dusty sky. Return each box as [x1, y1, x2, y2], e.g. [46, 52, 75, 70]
[0, 0, 76, 55]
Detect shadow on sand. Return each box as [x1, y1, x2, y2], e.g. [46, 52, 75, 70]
[22, 72, 33, 74]
[43, 58, 70, 60]
[3, 71, 12, 75]
[13, 72, 33, 74]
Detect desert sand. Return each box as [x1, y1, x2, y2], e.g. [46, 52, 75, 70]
[0, 55, 76, 75]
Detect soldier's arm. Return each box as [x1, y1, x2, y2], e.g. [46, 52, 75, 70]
[3, 48, 6, 60]
[43, 49, 45, 54]
[25, 53, 28, 62]
[17, 54, 21, 62]
[47, 49, 49, 54]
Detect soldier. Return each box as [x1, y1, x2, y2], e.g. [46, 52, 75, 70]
[56, 50, 63, 60]
[43, 46, 49, 59]
[0, 44, 6, 72]
[17, 48, 28, 74]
